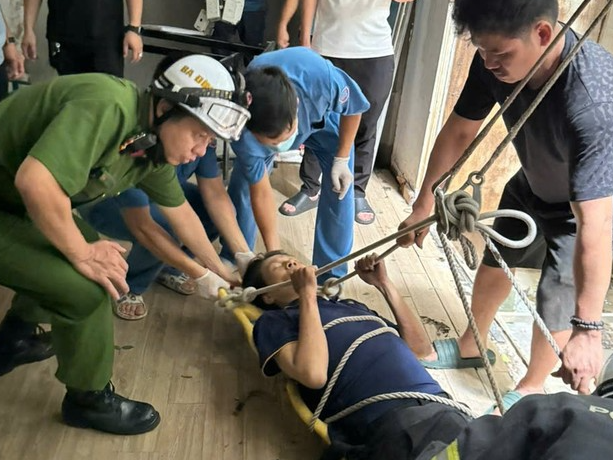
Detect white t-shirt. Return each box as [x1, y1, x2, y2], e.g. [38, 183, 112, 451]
[311, 0, 394, 59]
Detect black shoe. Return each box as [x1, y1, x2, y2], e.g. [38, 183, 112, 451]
[278, 191, 319, 216]
[0, 315, 54, 376]
[61, 382, 161, 435]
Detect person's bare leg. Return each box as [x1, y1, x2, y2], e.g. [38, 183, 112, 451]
[455, 264, 513, 358]
[488, 325, 572, 416]
[516, 325, 572, 394]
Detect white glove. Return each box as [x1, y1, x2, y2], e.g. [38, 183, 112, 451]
[196, 270, 230, 300]
[331, 156, 353, 200]
[235, 251, 257, 277]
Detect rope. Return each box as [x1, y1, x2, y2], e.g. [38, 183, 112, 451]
[214, 279, 345, 309]
[324, 392, 475, 424]
[481, 234, 561, 357]
[215, 216, 436, 308]
[322, 315, 389, 332]
[437, 228, 507, 415]
[309, 317, 475, 429]
[431, 0, 598, 192]
[315, 189, 537, 290]
[309, 326, 399, 431]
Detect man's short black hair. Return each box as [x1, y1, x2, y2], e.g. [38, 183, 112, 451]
[453, 0, 559, 37]
[241, 250, 289, 310]
[244, 66, 297, 138]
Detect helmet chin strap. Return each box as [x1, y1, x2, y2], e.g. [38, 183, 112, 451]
[146, 142, 168, 166]
[152, 94, 185, 128]
[146, 97, 188, 165]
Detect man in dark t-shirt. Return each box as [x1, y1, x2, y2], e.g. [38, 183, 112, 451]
[21, 0, 144, 77]
[398, 0, 613, 408]
[243, 252, 463, 452]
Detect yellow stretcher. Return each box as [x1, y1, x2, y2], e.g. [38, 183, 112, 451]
[221, 288, 331, 444]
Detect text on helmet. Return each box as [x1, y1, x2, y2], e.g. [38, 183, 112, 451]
[180, 65, 213, 89]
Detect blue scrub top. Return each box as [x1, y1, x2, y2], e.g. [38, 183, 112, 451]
[115, 146, 219, 208]
[231, 47, 370, 185]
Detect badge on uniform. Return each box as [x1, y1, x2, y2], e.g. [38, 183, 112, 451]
[339, 86, 350, 104]
[119, 132, 158, 158]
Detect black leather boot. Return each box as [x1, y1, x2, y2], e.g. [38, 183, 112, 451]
[0, 314, 54, 376]
[61, 382, 161, 435]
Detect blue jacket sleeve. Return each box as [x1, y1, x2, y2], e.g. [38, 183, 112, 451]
[231, 131, 274, 185]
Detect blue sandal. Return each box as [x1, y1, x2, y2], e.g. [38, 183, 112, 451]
[420, 338, 496, 369]
[484, 390, 524, 414]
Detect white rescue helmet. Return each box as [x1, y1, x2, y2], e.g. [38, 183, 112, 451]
[150, 54, 251, 141]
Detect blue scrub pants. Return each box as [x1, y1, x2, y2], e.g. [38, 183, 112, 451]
[226, 127, 355, 281]
[78, 183, 218, 295]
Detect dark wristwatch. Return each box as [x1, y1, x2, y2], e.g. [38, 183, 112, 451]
[6, 36, 17, 45]
[124, 25, 142, 35]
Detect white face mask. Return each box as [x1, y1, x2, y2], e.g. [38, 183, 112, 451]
[269, 122, 299, 153]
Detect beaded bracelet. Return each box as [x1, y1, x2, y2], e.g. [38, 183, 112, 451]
[570, 315, 605, 331]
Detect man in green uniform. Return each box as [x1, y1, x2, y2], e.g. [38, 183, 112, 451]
[0, 54, 251, 434]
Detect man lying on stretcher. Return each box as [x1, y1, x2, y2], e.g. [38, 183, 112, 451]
[242, 252, 613, 460]
[242, 251, 468, 458]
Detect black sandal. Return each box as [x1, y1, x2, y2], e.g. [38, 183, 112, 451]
[278, 191, 319, 216]
[354, 196, 376, 225]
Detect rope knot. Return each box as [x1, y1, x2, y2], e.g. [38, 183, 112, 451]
[240, 287, 258, 304]
[321, 278, 343, 298]
[443, 190, 480, 240]
[434, 189, 480, 270]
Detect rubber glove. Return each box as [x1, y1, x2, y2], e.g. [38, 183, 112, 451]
[196, 270, 230, 300]
[331, 156, 353, 200]
[235, 251, 257, 277]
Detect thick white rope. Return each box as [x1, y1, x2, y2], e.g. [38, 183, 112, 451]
[322, 315, 389, 332]
[309, 316, 475, 430]
[481, 234, 561, 358]
[309, 326, 399, 431]
[438, 229, 506, 414]
[324, 392, 475, 423]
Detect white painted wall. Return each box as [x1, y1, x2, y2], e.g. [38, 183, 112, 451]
[389, 0, 456, 198]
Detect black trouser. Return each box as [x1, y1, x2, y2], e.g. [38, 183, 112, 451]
[48, 38, 124, 77]
[0, 62, 8, 100]
[300, 54, 395, 199]
[322, 399, 471, 460]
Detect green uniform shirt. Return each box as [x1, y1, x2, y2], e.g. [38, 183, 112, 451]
[0, 73, 185, 212]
